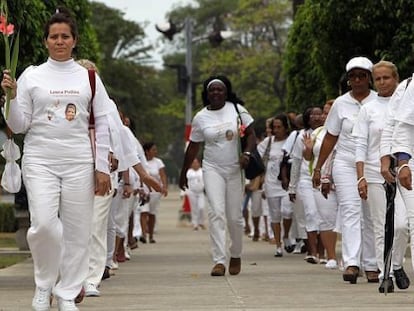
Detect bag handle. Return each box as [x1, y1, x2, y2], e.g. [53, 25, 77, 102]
[88, 69, 96, 128]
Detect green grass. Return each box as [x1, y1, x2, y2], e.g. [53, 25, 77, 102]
[0, 232, 16, 248]
[0, 254, 29, 269]
[0, 232, 29, 269]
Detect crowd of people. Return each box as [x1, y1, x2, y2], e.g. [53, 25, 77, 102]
[177, 56, 414, 298]
[3, 5, 414, 311]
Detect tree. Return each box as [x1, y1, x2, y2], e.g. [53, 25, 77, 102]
[0, 0, 99, 75]
[164, 0, 293, 124]
[284, 0, 414, 112]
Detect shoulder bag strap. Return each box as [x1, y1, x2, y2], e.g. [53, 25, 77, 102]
[88, 69, 96, 128]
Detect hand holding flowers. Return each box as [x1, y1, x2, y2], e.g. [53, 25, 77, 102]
[0, 0, 19, 119]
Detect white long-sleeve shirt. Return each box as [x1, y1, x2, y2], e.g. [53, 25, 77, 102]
[353, 95, 390, 183]
[380, 77, 413, 157]
[6, 58, 111, 173]
[325, 90, 377, 163]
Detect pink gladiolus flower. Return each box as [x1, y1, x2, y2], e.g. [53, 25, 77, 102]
[0, 1, 20, 119]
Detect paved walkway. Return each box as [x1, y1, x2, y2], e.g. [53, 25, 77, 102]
[1, 189, 414, 310]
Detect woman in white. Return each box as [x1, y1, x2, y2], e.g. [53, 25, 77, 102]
[312, 56, 377, 284]
[289, 106, 324, 264]
[380, 74, 414, 292]
[258, 113, 293, 257]
[304, 100, 338, 269]
[353, 60, 409, 293]
[186, 157, 206, 230]
[141, 142, 168, 244]
[0, 8, 112, 311]
[179, 75, 255, 277]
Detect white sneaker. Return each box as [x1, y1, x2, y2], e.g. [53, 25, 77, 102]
[84, 283, 100, 297]
[111, 261, 119, 270]
[325, 259, 338, 269]
[125, 248, 131, 260]
[32, 287, 52, 311]
[274, 247, 283, 257]
[57, 298, 79, 311]
[293, 240, 305, 254]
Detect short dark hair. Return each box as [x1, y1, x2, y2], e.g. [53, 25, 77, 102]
[43, 7, 78, 40]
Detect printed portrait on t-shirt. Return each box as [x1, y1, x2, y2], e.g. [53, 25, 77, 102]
[225, 129, 234, 141]
[65, 103, 76, 121]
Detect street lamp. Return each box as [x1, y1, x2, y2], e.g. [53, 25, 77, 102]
[156, 18, 193, 144]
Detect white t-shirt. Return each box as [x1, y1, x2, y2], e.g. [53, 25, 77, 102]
[257, 136, 287, 197]
[186, 168, 204, 193]
[146, 157, 165, 184]
[353, 95, 390, 183]
[291, 128, 313, 183]
[282, 130, 300, 155]
[190, 102, 253, 172]
[325, 90, 377, 163]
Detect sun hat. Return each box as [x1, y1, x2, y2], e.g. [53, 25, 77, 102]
[345, 56, 373, 72]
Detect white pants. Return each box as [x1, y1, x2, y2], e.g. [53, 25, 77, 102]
[85, 193, 113, 286]
[297, 179, 321, 232]
[368, 183, 408, 279]
[333, 159, 376, 270]
[313, 188, 338, 231]
[188, 190, 205, 226]
[397, 166, 414, 272]
[106, 196, 118, 267]
[141, 192, 162, 215]
[250, 190, 263, 218]
[203, 166, 243, 265]
[291, 194, 307, 240]
[23, 162, 94, 300]
[114, 192, 136, 238]
[267, 194, 292, 223]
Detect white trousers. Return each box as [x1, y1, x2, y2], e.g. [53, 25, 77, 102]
[114, 192, 136, 238]
[23, 162, 94, 300]
[297, 179, 321, 232]
[250, 190, 263, 218]
[203, 167, 243, 265]
[313, 188, 338, 231]
[291, 196, 307, 240]
[333, 159, 376, 270]
[85, 193, 113, 286]
[397, 166, 414, 272]
[106, 196, 118, 267]
[188, 190, 205, 226]
[367, 183, 408, 279]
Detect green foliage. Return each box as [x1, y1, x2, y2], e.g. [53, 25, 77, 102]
[0, 0, 99, 76]
[284, 0, 414, 111]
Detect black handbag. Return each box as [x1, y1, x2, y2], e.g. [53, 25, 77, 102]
[233, 103, 265, 180]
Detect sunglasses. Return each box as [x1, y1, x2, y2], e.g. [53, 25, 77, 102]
[348, 72, 369, 81]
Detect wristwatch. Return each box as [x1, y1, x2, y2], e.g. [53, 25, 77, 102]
[243, 151, 251, 157]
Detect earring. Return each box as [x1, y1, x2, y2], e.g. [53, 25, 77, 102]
[347, 80, 351, 86]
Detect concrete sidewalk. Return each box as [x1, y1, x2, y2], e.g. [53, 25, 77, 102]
[1, 189, 414, 310]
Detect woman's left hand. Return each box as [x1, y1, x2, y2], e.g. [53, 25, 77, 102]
[95, 171, 111, 196]
[358, 178, 368, 200]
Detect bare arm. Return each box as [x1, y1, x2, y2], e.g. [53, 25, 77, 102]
[312, 132, 338, 188]
[179, 141, 201, 190]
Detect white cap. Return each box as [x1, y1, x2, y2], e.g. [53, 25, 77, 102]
[345, 56, 373, 72]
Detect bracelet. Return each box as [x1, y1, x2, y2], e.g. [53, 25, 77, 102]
[313, 168, 321, 173]
[357, 176, 366, 184]
[397, 163, 410, 175]
[243, 151, 251, 157]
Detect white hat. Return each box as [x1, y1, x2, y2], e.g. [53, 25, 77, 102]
[345, 56, 373, 72]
